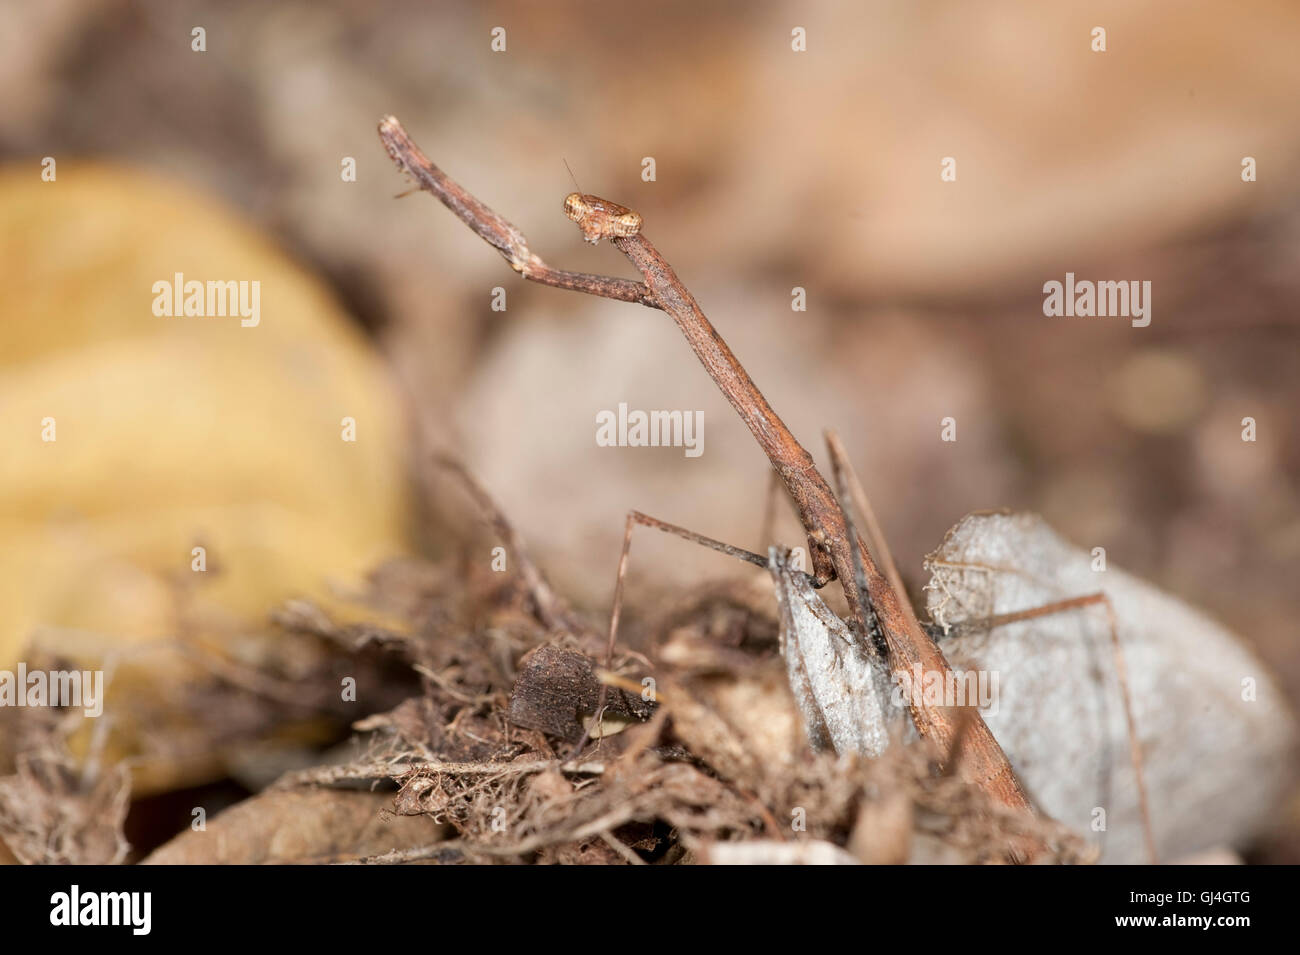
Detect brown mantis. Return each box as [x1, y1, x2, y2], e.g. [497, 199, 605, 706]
[378, 114, 1103, 860]
[378, 115, 1289, 863]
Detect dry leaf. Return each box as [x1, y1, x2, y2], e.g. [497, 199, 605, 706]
[0, 716, 129, 865]
[927, 511, 1295, 863]
[142, 787, 447, 865]
[769, 549, 899, 758]
[770, 510, 1295, 864]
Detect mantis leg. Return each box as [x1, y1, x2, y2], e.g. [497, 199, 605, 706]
[571, 510, 813, 757]
[950, 592, 1157, 864]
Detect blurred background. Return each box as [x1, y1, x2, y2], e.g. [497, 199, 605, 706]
[1, 0, 1298, 858]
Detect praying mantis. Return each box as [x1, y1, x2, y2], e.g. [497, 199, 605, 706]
[379, 116, 1294, 863]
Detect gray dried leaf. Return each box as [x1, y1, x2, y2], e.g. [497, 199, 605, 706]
[768, 548, 902, 758]
[926, 511, 1295, 863]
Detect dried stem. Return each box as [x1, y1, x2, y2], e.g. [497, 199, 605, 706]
[433, 453, 578, 634]
[378, 115, 1042, 854]
[276, 757, 607, 790]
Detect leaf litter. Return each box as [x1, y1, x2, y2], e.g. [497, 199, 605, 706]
[1, 467, 1292, 865]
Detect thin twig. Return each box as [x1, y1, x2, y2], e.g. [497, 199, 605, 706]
[347, 843, 466, 865]
[434, 452, 580, 634]
[275, 757, 606, 790]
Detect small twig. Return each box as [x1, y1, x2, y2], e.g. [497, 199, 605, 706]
[347, 843, 466, 865]
[434, 453, 580, 634]
[273, 760, 416, 788]
[411, 662, 487, 705]
[358, 811, 648, 864]
[275, 757, 606, 790]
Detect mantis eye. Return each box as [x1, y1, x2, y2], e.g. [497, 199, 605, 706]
[611, 211, 642, 237]
[563, 193, 588, 222]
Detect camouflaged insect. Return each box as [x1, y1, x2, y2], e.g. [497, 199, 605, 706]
[563, 193, 642, 244]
